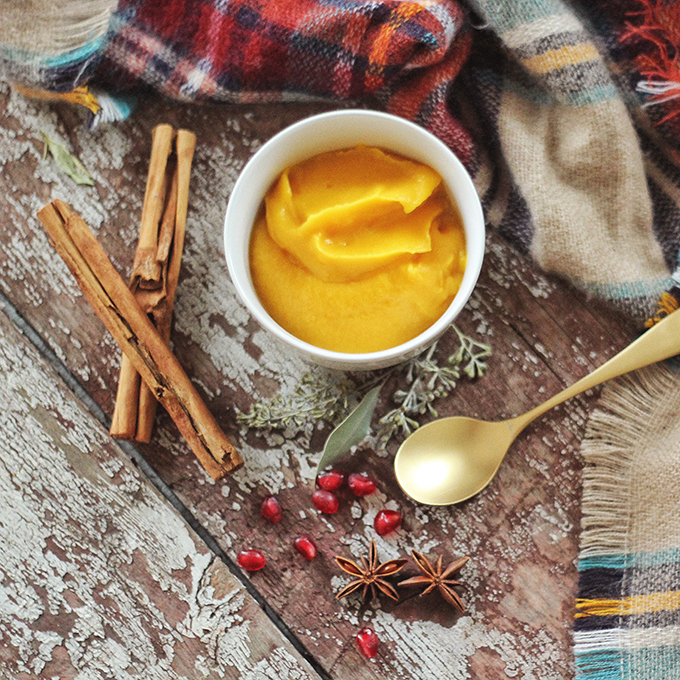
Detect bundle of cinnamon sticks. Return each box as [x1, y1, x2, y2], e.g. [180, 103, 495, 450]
[111, 124, 192, 443]
[37, 125, 242, 481]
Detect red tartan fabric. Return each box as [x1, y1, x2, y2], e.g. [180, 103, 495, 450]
[95, 0, 475, 166]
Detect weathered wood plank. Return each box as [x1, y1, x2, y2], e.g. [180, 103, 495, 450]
[0, 81, 640, 679]
[0, 308, 321, 679]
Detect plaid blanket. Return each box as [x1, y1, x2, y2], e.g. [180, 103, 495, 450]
[96, 0, 477, 164]
[2, 1, 680, 678]
[576, 361, 680, 680]
[5, 0, 679, 317]
[461, 0, 680, 321]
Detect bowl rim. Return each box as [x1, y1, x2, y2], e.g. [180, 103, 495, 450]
[224, 108, 485, 367]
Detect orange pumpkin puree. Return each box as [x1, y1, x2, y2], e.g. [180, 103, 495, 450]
[249, 145, 466, 353]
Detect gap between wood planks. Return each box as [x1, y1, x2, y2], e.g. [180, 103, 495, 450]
[0, 288, 333, 680]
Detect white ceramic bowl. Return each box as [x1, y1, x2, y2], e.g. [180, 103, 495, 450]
[224, 109, 485, 371]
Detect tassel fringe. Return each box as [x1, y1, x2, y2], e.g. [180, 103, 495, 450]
[579, 362, 680, 559]
[624, 0, 680, 124]
[576, 362, 680, 680]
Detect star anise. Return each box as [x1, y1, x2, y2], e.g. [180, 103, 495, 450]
[398, 551, 469, 611]
[335, 541, 407, 602]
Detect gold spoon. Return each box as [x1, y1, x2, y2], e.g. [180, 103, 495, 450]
[394, 307, 680, 506]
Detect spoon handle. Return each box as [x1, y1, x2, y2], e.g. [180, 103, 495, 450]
[513, 308, 680, 431]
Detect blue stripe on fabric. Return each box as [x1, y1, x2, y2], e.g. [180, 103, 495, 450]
[502, 77, 557, 105]
[579, 277, 674, 301]
[0, 35, 106, 69]
[579, 547, 680, 571]
[628, 644, 680, 677]
[575, 649, 621, 680]
[43, 37, 106, 68]
[576, 645, 680, 680]
[562, 83, 619, 106]
[579, 554, 628, 571]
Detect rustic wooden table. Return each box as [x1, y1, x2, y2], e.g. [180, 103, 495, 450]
[0, 83, 640, 679]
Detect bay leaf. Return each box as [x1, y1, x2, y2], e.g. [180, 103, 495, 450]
[317, 383, 383, 475]
[41, 132, 94, 186]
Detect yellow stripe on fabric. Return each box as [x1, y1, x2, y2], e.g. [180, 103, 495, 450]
[14, 84, 101, 114]
[576, 592, 680, 617]
[523, 43, 600, 74]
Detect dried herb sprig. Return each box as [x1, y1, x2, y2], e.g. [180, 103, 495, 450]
[237, 326, 491, 450]
[376, 342, 460, 444]
[453, 326, 493, 379]
[375, 327, 491, 446]
[237, 371, 369, 434]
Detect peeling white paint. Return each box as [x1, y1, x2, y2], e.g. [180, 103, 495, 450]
[0, 316, 317, 678]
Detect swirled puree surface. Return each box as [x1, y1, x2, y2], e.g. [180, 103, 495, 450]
[249, 145, 467, 353]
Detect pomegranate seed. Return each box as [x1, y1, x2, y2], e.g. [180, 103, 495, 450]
[317, 470, 346, 492]
[260, 495, 283, 523]
[348, 473, 376, 497]
[356, 627, 379, 658]
[374, 509, 402, 536]
[312, 489, 340, 514]
[237, 549, 266, 571]
[294, 535, 318, 560]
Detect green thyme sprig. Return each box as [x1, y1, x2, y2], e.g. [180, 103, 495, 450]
[237, 326, 491, 449]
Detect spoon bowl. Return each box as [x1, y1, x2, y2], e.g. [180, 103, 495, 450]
[395, 308, 680, 505]
[394, 417, 519, 505]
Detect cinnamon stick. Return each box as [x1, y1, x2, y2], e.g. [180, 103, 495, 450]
[135, 129, 197, 442]
[111, 125, 197, 443]
[132, 166, 179, 442]
[110, 356, 141, 439]
[135, 123, 174, 290]
[37, 199, 242, 481]
[110, 125, 173, 439]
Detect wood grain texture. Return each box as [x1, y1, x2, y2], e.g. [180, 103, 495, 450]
[0, 309, 320, 679]
[0, 81, 640, 678]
